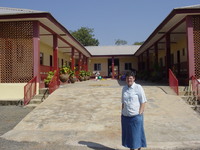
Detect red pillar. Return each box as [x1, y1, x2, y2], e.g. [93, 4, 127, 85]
[186, 16, 195, 78]
[53, 34, 58, 71]
[154, 42, 158, 66]
[165, 33, 171, 77]
[78, 52, 82, 71]
[71, 47, 75, 71]
[33, 21, 40, 83]
[83, 56, 86, 70]
[112, 56, 115, 79]
[85, 57, 88, 71]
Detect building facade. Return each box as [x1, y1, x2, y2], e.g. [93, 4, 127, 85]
[0, 5, 200, 100]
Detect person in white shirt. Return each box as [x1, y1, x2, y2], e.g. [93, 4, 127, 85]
[121, 71, 147, 150]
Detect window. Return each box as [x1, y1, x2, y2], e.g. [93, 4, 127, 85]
[125, 63, 132, 70]
[40, 53, 43, 65]
[182, 48, 185, 56]
[94, 63, 101, 71]
[61, 59, 64, 67]
[50, 55, 52, 67]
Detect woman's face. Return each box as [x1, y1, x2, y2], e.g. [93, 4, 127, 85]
[126, 76, 135, 86]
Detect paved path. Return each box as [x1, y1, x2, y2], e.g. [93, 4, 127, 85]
[1, 79, 200, 150]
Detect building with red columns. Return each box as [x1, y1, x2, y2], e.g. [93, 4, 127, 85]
[0, 5, 200, 100]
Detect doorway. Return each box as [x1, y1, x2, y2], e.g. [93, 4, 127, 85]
[108, 58, 119, 78]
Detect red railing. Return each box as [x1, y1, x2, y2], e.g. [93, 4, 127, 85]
[169, 69, 179, 95]
[24, 76, 37, 105]
[191, 76, 200, 100]
[40, 65, 54, 81]
[49, 70, 60, 94]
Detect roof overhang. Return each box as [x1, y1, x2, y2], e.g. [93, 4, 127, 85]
[0, 12, 91, 57]
[134, 7, 200, 56]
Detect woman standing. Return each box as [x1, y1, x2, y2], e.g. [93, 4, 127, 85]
[121, 71, 147, 150]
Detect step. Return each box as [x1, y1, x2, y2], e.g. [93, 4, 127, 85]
[39, 88, 49, 94]
[0, 100, 21, 106]
[24, 103, 38, 109]
[29, 98, 42, 104]
[33, 94, 44, 100]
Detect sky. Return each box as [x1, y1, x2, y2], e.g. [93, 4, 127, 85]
[0, 0, 200, 45]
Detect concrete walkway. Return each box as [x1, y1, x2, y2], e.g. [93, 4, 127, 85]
[1, 79, 200, 150]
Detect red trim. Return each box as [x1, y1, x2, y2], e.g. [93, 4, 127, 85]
[24, 76, 37, 105]
[169, 69, 179, 95]
[78, 52, 82, 71]
[33, 21, 40, 83]
[186, 16, 195, 78]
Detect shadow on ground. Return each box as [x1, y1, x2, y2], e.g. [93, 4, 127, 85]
[78, 141, 115, 150]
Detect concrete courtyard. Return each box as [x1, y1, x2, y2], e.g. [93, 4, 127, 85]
[1, 79, 200, 150]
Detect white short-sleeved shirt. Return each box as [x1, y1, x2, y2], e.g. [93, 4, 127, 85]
[121, 82, 147, 116]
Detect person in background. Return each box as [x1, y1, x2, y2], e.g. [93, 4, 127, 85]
[121, 71, 147, 150]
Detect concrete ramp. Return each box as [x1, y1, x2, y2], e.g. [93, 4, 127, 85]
[2, 80, 200, 149]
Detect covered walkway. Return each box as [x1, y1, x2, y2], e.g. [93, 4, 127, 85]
[1, 80, 200, 149]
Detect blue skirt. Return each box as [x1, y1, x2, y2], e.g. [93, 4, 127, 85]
[121, 114, 147, 149]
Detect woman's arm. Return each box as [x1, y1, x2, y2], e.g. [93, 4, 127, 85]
[139, 102, 146, 114]
[122, 103, 124, 110]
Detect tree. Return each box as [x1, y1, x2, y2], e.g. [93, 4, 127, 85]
[133, 41, 144, 45]
[70, 27, 99, 46]
[115, 39, 127, 45]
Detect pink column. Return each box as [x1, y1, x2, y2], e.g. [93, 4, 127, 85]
[33, 21, 40, 83]
[112, 56, 115, 79]
[186, 16, 195, 78]
[53, 34, 58, 71]
[71, 47, 75, 71]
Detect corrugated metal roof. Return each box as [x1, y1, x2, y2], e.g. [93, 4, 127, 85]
[175, 4, 200, 9]
[0, 7, 46, 15]
[85, 45, 140, 56]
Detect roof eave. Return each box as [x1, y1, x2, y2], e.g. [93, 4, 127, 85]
[0, 12, 92, 57]
[134, 8, 200, 56]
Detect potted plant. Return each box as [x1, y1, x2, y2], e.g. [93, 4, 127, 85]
[69, 69, 77, 83]
[44, 71, 54, 87]
[85, 71, 92, 80]
[79, 70, 86, 81]
[59, 66, 70, 82]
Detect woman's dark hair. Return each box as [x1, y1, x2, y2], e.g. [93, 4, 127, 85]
[126, 71, 136, 78]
